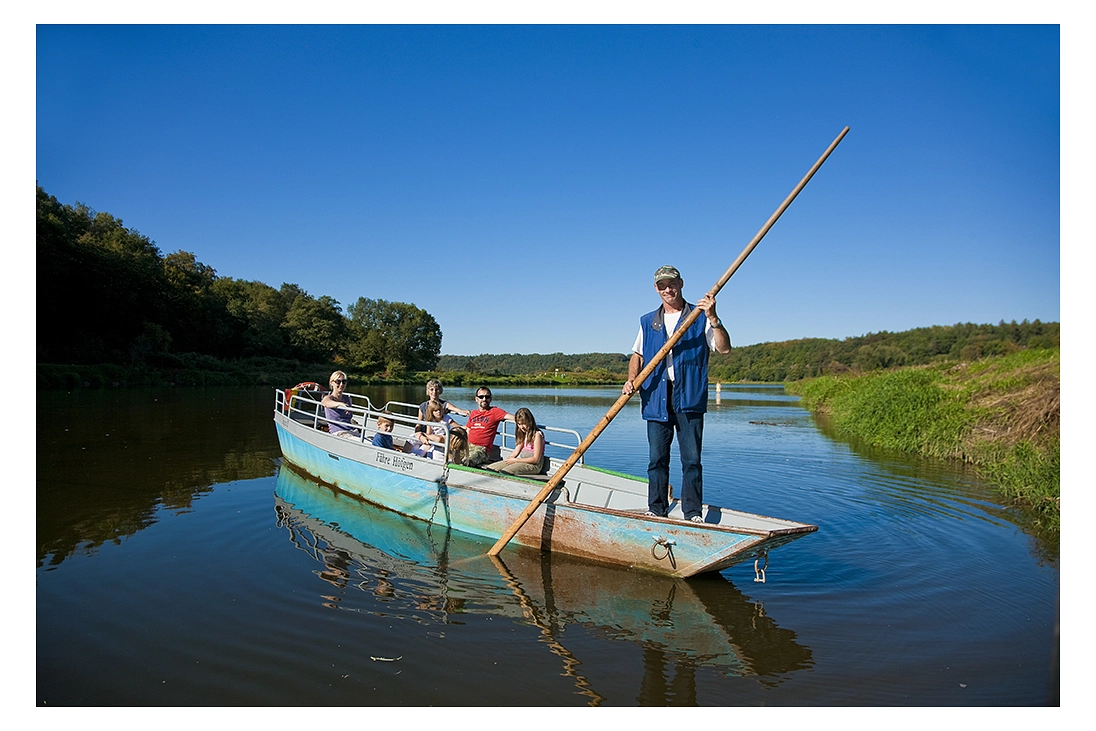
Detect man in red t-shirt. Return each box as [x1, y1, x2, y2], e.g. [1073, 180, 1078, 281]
[465, 387, 514, 461]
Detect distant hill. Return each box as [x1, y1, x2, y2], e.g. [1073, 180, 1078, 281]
[437, 320, 1060, 383]
[436, 352, 631, 376]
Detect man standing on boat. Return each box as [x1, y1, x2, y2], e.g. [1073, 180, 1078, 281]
[465, 387, 515, 463]
[622, 265, 732, 522]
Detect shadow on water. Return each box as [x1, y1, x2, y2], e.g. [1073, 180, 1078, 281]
[273, 465, 814, 705]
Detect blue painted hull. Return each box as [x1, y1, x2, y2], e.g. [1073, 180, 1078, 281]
[275, 410, 815, 577]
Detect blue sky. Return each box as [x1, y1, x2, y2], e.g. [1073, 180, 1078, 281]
[35, 23, 1061, 356]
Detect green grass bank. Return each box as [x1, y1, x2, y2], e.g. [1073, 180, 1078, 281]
[785, 348, 1060, 531]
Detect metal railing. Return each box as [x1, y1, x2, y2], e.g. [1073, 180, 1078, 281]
[276, 389, 584, 466]
[498, 420, 584, 465]
[276, 389, 454, 462]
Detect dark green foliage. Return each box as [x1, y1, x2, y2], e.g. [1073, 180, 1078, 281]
[36, 186, 441, 378]
[38, 186, 173, 363]
[707, 321, 1059, 382]
[347, 297, 442, 374]
[36, 357, 335, 389]
[162, 251, 232, 356]
[210, 278, 289, 357]
[432, 321, 1058, 383]
[282, 295, 348, 362]
[419, 368, 622, 387]
[437, 352, 631, 376]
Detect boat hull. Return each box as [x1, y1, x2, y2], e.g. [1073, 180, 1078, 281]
[274, 410, 814, 578]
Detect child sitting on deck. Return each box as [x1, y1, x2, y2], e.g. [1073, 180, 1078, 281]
[371, 414, 409, 452]
[409, 400, 462, 461]
[447, 426, 470, 465]
[485, 407, 545, 476]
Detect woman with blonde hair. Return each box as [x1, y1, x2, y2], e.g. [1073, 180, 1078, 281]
[321, 370, 358, 437]
[485, 408, 545, 475]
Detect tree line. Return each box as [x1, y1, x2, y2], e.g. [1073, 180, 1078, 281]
[707, 320, 1059, 382]
[436, 352, 631, 376]
[434, 320, 1058, 383]
[36, 186, 442, 374]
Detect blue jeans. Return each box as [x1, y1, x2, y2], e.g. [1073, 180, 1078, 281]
[646, 396, 704, 519]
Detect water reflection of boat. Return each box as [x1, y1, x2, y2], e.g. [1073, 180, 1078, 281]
[274, 389, 816, 577]
[273, 466, 814, 700]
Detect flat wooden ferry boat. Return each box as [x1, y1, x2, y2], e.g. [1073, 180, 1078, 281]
[273, 386, 816, 578]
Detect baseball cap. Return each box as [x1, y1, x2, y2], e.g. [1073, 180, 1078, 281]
[653, 265, 681, 283]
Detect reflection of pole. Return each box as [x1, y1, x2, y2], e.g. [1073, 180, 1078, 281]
[715, 382, 721, 406]
[488, 555, 606, 707]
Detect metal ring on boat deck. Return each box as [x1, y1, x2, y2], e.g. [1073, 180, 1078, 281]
[754, 551, 769, 583]
[652, 536, 677, 570]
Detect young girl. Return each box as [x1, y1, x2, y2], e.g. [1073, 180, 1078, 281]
[446, 426, 470, 466]
[410, 400, 460, 460]
[485, 407, 545, 475]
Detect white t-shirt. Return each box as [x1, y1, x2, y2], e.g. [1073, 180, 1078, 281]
[428, 414, 459, 436]
[632, 310, 719, 382]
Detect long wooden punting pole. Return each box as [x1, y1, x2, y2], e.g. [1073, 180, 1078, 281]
[487, 126, 850, 557]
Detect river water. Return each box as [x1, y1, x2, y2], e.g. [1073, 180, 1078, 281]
[36, 385, 1058, 706]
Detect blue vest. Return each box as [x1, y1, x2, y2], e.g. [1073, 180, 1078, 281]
[639, 302, 709, 422]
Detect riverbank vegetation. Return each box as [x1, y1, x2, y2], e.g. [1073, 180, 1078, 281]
[706, 319, 1058, 382]
[786, 348, 1060, 534]
[430, 321, 1059, 383]
[37, 186, 443, 378]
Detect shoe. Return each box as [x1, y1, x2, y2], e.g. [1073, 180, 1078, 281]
[689, 515, 704, 523]
[644, 511, 657, 517]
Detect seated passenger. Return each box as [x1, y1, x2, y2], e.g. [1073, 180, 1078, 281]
[485, 407, 545, 476]
[465, 443, 490, 467]
[465, 386, 516, 462]
[415, 380, 470, 434]
[446, 426, 470, 465]
[371, 414, 399, 450]
[409, 400, 461, 461]
[373, 414, 414, 452]
[321, 370, 359, 437]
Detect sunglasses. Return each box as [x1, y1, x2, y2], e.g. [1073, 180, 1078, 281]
[477, 394, 492, 400]
[333, 379, 346, 384]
